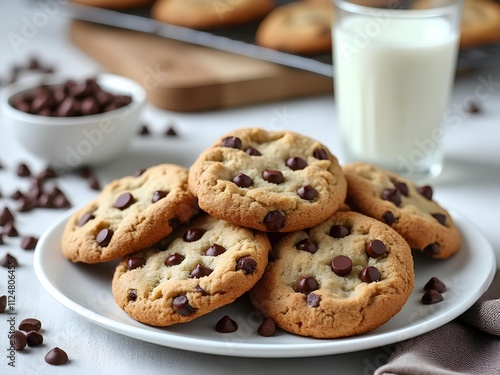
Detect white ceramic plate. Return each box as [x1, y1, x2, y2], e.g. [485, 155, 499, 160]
[34, 210, 496, 358]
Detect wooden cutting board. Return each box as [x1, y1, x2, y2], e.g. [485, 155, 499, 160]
[69, 20, 333, 112]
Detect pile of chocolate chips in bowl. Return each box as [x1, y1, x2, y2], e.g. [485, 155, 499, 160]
[10, 78, 132, 117]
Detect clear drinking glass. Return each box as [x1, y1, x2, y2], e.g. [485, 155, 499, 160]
[333, 0, 463, 179]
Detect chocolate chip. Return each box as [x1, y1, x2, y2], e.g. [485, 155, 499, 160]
[432, 213, 446, 226]
[184, 227, 205, 242]
[417, 185, 433, 200]
[26, 330, 43, 347]
[382, 211, 396, 225]
[194, 285, 208, 295]
[17, 197, 34, 212]
[366, 239, 386, 258]
[19, 318, 41, 332]
[245, 146, 261, 156]
[313, 147, 328, 160]
[40, 166, 58, 179]
[53, 194, 71, 209]
[306, 292, 321, 307]
[236, 256, 257, 274]
[331, 255, 352, 276]
[78, 212, 95, 227]
[0, 295, 6, 312]
[127, 257, 146, 270]
[17, 163, 31, 177]
[134, 168, 146, 177]
[286, 156, 307, 170]
[0, 234, 3, 245]
[10, 190, 24, 200]
[0, 207, 14, 226]
[424, 277, 447, 293]
[422, 289, 443, 304]
[263, 210, 285, 231]
[466, 100, 481, 113]
[262, 169, 284, 184]
[166, 253, 185, 266]
[423, 242, 440, 256]
[394, 182, 408, 196]
[220, 136, 242, 149]
[152, 190, 168, 203]
[329, 224, 350, 238]
[96, 228, 113, 247]
[165, 126, 177, 136]
[206, 244, 226, 256]
[215, 315, 238, 333]
[173, 295, 195, 316]
[78, 166, 92, 178]
[88, 175, 100, 190]
[382, 188, 402, 206]
[232, 173, 253, 188]
[114, 192, 135, 210]
[128, 289, 137, 301]
[296, 238, 317, 253]
[0, 253, 17, 267]
[3, 222, 18, 237]
[138, 124, 150, 136]
[11, 330, 27, 351]
[296, 276, 318, 294]
[190, 264, 212, 278]
[297, 185, 317, 201]
[257, 317, 276, 336]
[359, 266, 381, 283]
[45, 347, 68, 365]
[21, 236, 38, 250]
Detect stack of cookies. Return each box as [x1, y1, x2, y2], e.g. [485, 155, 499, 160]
[61, 127, 461, 339]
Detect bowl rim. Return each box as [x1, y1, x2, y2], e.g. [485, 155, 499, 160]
[0, 73, 146, 126]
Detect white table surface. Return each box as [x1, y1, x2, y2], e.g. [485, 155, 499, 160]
[1, 1, 499, 374]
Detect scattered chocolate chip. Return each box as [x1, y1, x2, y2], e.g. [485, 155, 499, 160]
[215, 315, 238, 333]
[359, 266, 381, 283]
[263, 210, 286, 231]
[394, 182, 408, 196]
[21, 236, 38, 250]
[329, 224, 350, 238]
[0, 234, 3, 245]
[152, 190, 168, 203]
[173, 295, 195, 316]
[128, 289, 137, 301]
[78, 212, 95, 227]
[114, 192, 135, 210]
[17, 197, 34, 212]
[431, 213, 446, 226]
[232, 173, 253, 188]
[134, 168, 146, 177]
[297, 185, 317, 201]
[0, 253, 17, 267]
[45, 347, 68, 365]
[127, 257, 146, 270]
[206, 244, 226, 256]
[417, 185, 433, 200]
[466, 100, 481, 113]
[286, 156, 307, 170]
[0, 207, 15, 226]
[382, 188, 402, 207]
[96, 228, 113, 247]
[17, 163, 31, 177]
[10, 190, 24, 200]
[262, 169, 284, 184]
[138, 124, 150, 136]
[424, 277, 446, 293]
[11, 330, 27, 351]
[331, 255, 352, 276]
[220, 136, 242, 149]
[53, 194, 71, 209]
[0, 295, 6, 312]
[190, 264, 212, 278]
[165, 126, 177, 136]
[366, 239, 387, 258]
[296, 276, 318, 294]
[422, 289, 443, 304]
[78, 166, 92, 178]
[26, 331, 43, 347]
[166, 253, 185, 266]
[19, 318, 41, 332]
[306, 292, 321, 307]
[236, 256, 257, 274]
[88, 175, 100, 190]
[3, 222, 18, 237]
[313, 147, 329, 160]
[244, 146, 261, 156]
[39, 166, 57, 179]
[296, 238, 317, 254]
[257, 317, 276, 336]
[382, 211, 396, 225]
[184, 227, 205, 242]
[423, 242, 440, 256]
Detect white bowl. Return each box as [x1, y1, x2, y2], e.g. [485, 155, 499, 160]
[1, 73, 146, 169]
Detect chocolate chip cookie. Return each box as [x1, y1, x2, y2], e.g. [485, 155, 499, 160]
[249, 211, 414, 338]
[61, 164, 198, 263]
[112, 214, 271, 327]
[188, 128, 347, 232]
[343, 162, 461, 259]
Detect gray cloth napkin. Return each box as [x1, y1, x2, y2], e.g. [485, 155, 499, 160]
[375, 270, 500, 375]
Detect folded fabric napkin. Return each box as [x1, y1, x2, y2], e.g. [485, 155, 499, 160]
[375, 270, 500, 375]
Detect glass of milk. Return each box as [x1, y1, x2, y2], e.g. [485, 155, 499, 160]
[333, 0, 463, 178]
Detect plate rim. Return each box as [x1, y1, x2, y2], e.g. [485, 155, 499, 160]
[34, 208, 496, 358]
